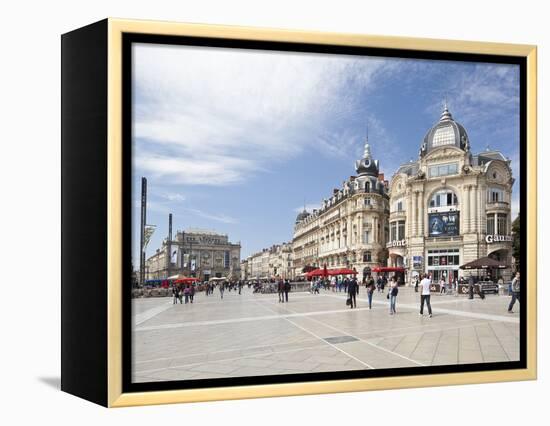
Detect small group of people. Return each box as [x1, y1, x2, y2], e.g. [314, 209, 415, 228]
[277, 279, 291, 302]
[172, 284, 195, 304]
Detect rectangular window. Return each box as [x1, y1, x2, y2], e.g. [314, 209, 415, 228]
[429, 163, 459, 178]
[365, 197, 371, 206]
[488, 188, 505, 203]
[364, 231, 369, 244]
[224, 251, 230, 268]
[487, 214, 495, 235]
[390, 222, 397, 241]
[497, 213, 508, 234]
[397, 220, 405, 240]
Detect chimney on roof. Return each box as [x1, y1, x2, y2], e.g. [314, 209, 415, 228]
[378, 173, 385, 182]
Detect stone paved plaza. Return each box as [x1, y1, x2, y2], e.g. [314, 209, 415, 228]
[132, 286, 520, 383]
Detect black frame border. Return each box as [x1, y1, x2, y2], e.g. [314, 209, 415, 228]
[121, 33, 528, 394]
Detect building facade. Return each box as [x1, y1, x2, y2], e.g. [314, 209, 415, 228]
[242, 242, 294, 280]
[388, 105, 514, 284]
[292, 139, 390, 279]
[145, 228, 241, 281]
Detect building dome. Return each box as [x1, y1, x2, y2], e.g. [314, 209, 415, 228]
[420, 104, 469, 157]
[295, 209, 310, 224]
[355, 140, 380, 177]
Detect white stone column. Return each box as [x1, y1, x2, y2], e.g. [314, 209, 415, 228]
[412, 191, 417, 237]
[470, 185, 477, 234]
[407, 190, 412, 238]
[479, 185, 485, 234]
[347, 215, 352, 247]
[419, 190, 424, 237]
[463, 185, 470, 234]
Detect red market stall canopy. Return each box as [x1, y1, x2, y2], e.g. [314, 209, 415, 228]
[305, 268, 358, 277]
[174, 277, 199, 284]
[371, 266, 406, 273]
[459, 257, 509, 270]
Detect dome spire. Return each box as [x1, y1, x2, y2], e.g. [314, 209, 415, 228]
[440, 97, 453, 121]
[363, 124, 372, 159]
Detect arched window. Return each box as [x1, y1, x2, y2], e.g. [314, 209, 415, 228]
[429, 189, 458, 208]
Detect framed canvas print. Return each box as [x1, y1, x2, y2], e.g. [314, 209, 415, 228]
[61, 18, 537, 407]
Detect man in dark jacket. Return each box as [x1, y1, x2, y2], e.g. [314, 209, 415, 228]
[348, 278, 358, 309]
[508, 272, 520, 313]
[284, 279, 291, 302]
[278, 279, 285, 303]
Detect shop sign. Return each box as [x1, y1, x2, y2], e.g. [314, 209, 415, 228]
[485, 234, 513, 243]
[386, 239, 407, 248]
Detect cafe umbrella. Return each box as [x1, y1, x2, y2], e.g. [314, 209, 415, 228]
[459, 256, 509, 271]
[459, 256, 510, 295]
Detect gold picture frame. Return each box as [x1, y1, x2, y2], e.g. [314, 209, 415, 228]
[61, 18, 537, 407]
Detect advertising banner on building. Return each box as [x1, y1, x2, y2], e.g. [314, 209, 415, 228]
[428, 211, 460, 237]
[171, 247, 178, 264]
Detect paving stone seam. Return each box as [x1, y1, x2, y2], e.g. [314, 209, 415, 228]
[251, 299, 375, 370]
[275, 303, 425, 367]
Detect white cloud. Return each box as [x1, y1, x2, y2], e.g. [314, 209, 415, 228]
[160, 192, 186, 202]
[424, 63, 520, 137]
[183, 208, 237, 224]
[133, 43, 395, 186]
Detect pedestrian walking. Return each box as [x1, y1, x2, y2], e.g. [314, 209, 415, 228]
[468, 276, 475, 299]
[419, 273, 433, 317]
[366, 278, 375, 309]
[508, 272, 520, 313]
[284, 279, 291, 302]
[347, 277, 357, 309]
[389, 277, 399, 314]
[219, 282, 225, 299]
[414, 276, 419, 293]
[189, 284, 195, 303]
[172, 286, 179, 304]
[278, 279, 285, 303]
[439, 278, 446, 295]
[183, 285, 190, 304]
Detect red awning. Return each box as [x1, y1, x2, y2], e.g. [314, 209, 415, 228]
[371, 266, 406, 273]
[305, 268, 326, 277]
[328, 268, 358, 275]
[174, 277, 199, 284]
[305, 268, 358, 277]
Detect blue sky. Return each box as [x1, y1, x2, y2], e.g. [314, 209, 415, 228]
[131, 43, 520, 265]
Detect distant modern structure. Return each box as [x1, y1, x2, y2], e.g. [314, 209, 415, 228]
[146, 227, 241, 282]
[292, 135, 390, 279]
[388, 104, 514, 283]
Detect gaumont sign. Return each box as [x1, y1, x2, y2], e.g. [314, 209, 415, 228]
[386, 239, 407, 248]
[485, 234, 513, 243]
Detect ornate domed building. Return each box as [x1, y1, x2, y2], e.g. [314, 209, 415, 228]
[388, 104, 514, 285]
[292, 136, 390, 279]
